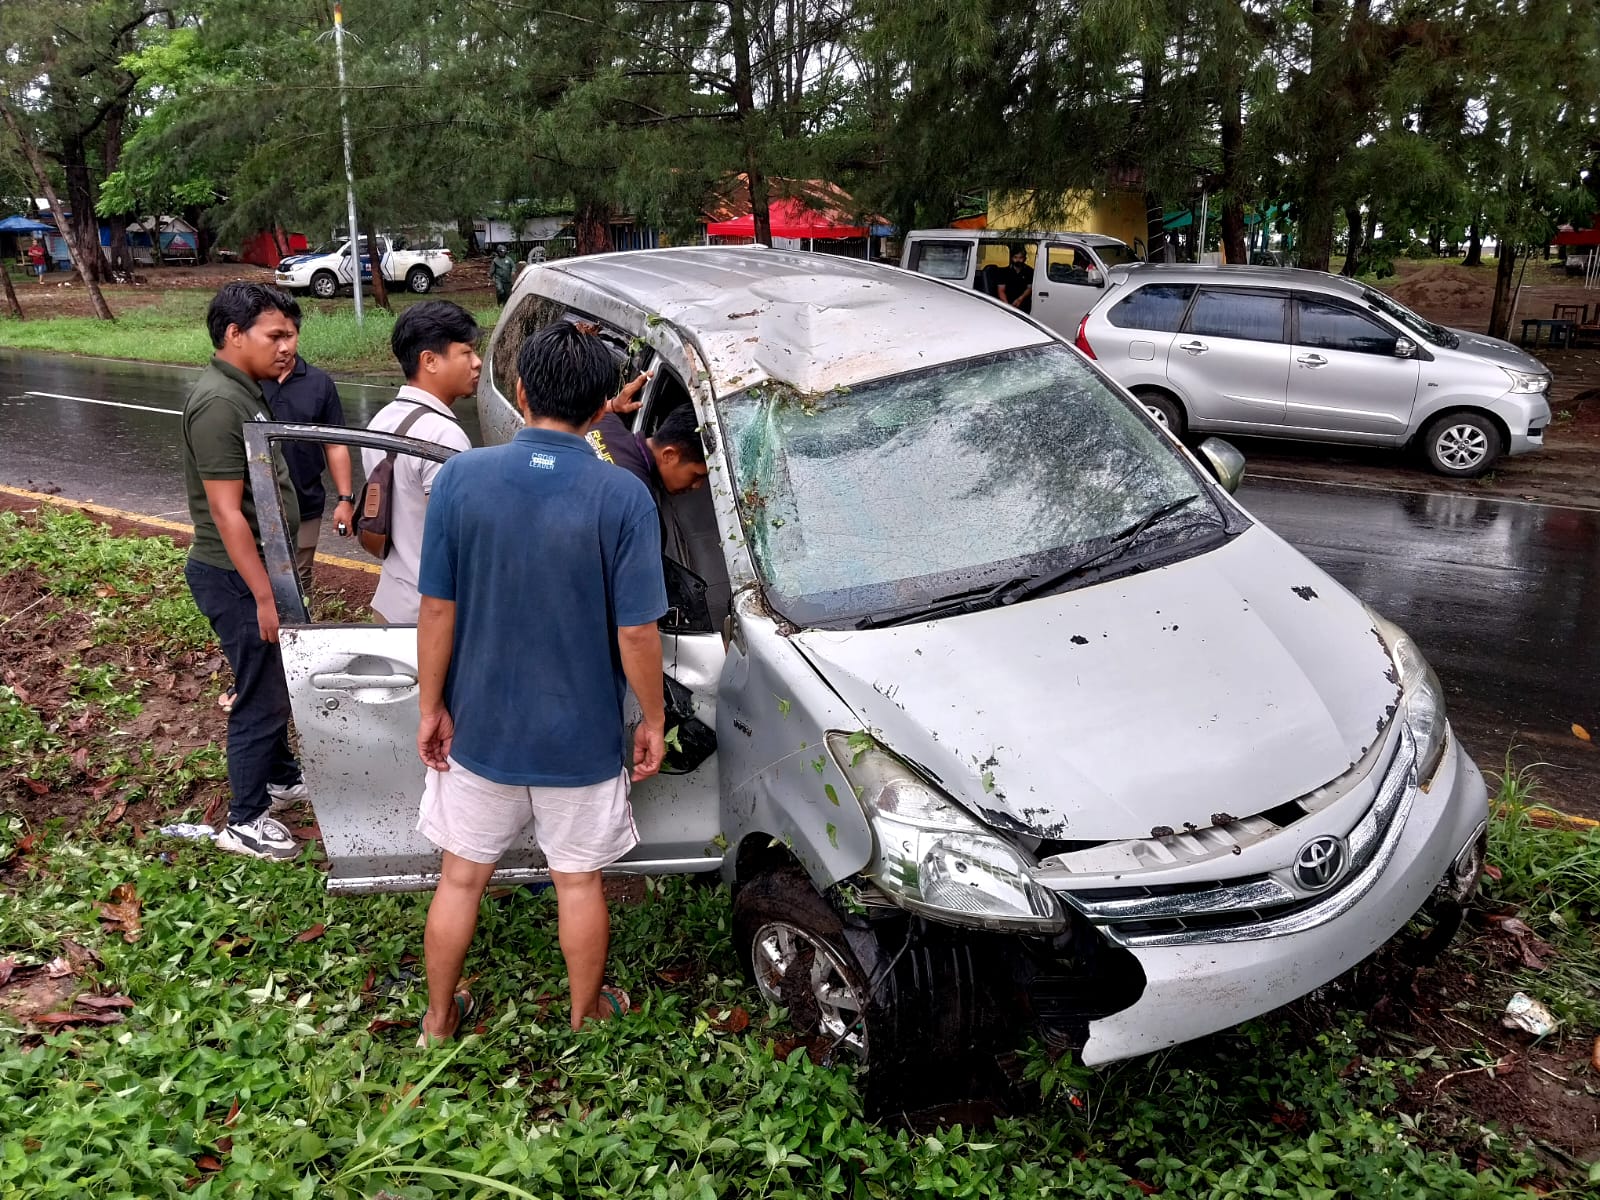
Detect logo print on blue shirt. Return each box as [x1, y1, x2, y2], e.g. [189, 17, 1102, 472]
[528, 452, 556, 470]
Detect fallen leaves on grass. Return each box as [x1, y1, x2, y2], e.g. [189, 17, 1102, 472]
[292, 923, 326, 943]
[34, 1010, 124, 1027]
[0, 956, 15, 987]
[1487, 914, 1556, 970]
[96, 882, 142, 943]
[45, 957, 74, 979]
[1572, 723, 1591, 742]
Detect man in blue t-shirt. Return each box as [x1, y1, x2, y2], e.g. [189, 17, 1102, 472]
[412, 322, 668, 1045]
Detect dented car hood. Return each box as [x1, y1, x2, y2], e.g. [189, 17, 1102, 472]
[792, 526, 1401, 842]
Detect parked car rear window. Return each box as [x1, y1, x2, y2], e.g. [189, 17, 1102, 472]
[1107, 283, 1194, 332]
[1183, 288, 1287, 343]
[1295, 296, 1398, 355]
[908, 241, 971, 281]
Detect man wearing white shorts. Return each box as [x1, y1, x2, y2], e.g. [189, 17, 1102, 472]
[413, 321, 668, 1044]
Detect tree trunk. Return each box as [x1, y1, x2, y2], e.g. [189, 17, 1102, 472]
[1219, 76, 1247, 266]
[1, 260, 24, 320]
[455, 214, 478, 256]
[1341, 207, 1363, 276]
[727, 0, 773, 247]
[1487, 244, 1518, 339]
[0, 99, 114, 320]
[573, 198, 613, 256]
[60, 138, 110, 284]
[1428, 223, 1442, 257]
[1362, 206, 1378, 270]
[1462, 215, 1482, 267]
[106, 215, 131, 276]
[363, 222, 392, 311]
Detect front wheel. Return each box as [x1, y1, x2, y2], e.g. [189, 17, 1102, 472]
[310, 271, 339, 300]
[406, 266, 434, 294]
[733, 869, 1026, 1121]
[1422, 412, 1502, 477]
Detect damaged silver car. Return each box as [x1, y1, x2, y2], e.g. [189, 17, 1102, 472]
[248, 247, 1488, 1115]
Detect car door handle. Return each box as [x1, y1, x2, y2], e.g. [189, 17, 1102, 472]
[311, 671, 417, 690]
[1178, 340, 1209, 354]
[1036, 289, 1050, 297]
[1296, 353, 1329, 367]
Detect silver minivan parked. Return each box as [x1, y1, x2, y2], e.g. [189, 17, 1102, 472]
[1076, 264, 1553, 476]
[901, 228, 1140, 338]
[247, 248, 1488, 1115]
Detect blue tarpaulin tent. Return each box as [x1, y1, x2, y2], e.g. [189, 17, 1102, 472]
[0, 215, 53, 233]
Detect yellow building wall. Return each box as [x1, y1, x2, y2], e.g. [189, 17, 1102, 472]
[986, 190, 1146, 248]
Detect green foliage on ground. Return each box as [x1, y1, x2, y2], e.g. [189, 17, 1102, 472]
[0, 291, 500, 375]
[3, 510, 1597, 1199]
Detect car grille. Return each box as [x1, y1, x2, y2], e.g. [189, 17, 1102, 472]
[1055, 728, 1419, 949]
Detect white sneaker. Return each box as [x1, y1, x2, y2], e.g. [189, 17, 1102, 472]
[266, 780, 309, 814]
[215, 815, 299, 861]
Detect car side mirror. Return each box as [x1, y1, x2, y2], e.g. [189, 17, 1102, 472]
[1198, 437, 1246, 494]
[1394, 337, 1415, 358]
[662, 557, 715, 633]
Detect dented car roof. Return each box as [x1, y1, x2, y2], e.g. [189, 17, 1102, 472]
[547, 246, 1052, 395]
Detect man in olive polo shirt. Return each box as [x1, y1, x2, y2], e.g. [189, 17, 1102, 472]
[182, 281, 308, 861]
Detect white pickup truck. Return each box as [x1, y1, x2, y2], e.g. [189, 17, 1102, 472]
[275, 235, 453, 297]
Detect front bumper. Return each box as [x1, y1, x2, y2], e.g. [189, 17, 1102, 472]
[1495, 393, 1552, 456]
[1077, 734, 1487, 1065]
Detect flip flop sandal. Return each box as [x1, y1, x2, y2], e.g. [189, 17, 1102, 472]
[415, 991, 475, 1048]
[599, 985, 631, 1020]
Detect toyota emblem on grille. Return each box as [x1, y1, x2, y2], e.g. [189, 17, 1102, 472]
[1293, 835, 1347, 892]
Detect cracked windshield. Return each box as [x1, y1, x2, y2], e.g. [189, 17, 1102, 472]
[722, 345, 1224, 624]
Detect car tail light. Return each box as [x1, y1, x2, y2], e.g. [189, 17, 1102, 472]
[1074, 315, 1096, 359]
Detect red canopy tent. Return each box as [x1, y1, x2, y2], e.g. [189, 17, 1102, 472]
[1554, 215, 1600, 250]
[706, 195, 869, 240]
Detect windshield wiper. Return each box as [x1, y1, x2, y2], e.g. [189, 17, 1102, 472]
[855, 573, 1034, 629]
[994, 496, 1202, 607]
[854, 496, 1205, 629]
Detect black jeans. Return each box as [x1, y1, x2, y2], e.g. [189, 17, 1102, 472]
[185, 558, 301, 825]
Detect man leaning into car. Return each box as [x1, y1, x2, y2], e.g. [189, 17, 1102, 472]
[411, 321, 668, 1045]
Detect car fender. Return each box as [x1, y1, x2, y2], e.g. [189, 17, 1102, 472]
[716, 590, 874, 888]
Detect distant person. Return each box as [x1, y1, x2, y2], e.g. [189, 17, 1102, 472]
[260, 321, 357, 599]
[412, 320, 667, 1045]
[996, 245, 1033, 311]
[361, 300, 477, 624]
[490, 244, 517, 305]
[27, 239, 46, 283]
[181, 281, 308, 861]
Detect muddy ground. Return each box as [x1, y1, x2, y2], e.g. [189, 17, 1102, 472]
[5, 255, 496, 319]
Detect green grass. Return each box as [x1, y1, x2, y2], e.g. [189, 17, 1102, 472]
[3, 510, 1599, 1198]
[0, 290, 500, 375]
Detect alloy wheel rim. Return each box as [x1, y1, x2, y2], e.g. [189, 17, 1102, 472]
[750, 920, 869, 1063]
[1437, 424, 1488, 468]
[1143, 403, 1170, 428]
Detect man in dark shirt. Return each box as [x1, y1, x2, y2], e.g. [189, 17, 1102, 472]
[586, 401, 708, 501]
[181, 282, 307, 861]
[259, 326, 356, 598]
[996, 245, 1034, 311]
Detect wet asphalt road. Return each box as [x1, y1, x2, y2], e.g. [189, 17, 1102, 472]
[2, 350, 1596, 814]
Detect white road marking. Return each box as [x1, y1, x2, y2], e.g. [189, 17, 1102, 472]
[1246, 471, 1598, 514]
[23, 390, 182, 417]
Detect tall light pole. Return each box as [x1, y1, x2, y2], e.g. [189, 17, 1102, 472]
[333, 3, 363, 325]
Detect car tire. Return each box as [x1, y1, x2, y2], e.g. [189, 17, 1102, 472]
[733, 868, 1024, 1121]
[310, 271, 339, 300]
[406, 266, 434, 294]
[1422, 411, 1501, 477]
[1133, 388, 1185, 437]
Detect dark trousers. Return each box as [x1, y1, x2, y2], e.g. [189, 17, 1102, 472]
[185, 558, 301, 825]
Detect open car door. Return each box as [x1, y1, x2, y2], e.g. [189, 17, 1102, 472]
[244, 421, 723, 894]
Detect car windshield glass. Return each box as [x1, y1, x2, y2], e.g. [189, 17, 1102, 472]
[308, 240, 340, 255]
[1095, 243, 1141, 268]
[720, 345, 1227, 627]
[1360, 286, 1453, 346]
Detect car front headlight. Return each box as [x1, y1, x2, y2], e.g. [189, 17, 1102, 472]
[1501, 368, 1550, 394]
[827, 733, 1064, 932]
[1370, 612, 1447, 785]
